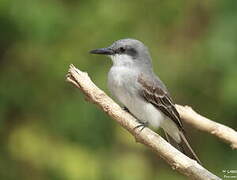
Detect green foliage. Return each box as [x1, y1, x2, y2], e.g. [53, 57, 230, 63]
[0, 0, 236, 179]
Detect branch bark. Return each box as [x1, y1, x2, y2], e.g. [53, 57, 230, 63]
[66, 64, 221, 180]
[176, 105, 237, 149]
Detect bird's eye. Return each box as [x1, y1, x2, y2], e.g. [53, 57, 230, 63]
[119, 47, 125, 53]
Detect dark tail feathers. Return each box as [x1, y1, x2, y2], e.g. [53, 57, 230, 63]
[165, 131, 201, 164]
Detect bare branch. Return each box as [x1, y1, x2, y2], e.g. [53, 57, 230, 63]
[176, 105, 237, 149]
[66, 64, 221, 180]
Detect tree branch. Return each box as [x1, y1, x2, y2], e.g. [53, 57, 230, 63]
[66, 64, 221, 180]
[176, 105, 237, 149]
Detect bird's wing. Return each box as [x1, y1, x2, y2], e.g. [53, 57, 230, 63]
[137, 73, 183, 130]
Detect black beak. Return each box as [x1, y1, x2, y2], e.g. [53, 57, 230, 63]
[89, 48, 114, 55]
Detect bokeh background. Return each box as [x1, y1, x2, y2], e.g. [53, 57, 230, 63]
[0, 0, 237, 179]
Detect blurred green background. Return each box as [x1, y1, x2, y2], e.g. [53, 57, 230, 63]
[0, 0, 236, 179]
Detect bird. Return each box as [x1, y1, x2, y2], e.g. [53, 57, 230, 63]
[90, 38, 201, 164]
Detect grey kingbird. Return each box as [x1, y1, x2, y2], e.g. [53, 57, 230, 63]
[90, 38, 201, 164]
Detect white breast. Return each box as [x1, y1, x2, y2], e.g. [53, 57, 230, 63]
[108, 65, 165, 129]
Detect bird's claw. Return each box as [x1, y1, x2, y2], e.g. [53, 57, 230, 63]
[133, 122, 148, 132]
[122, 106, 130, 113]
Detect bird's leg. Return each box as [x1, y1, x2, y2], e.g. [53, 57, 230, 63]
[122, 107, 137, 119]
[133, 121, 148, 132]
[122, 106, 147, 132]
[122, 106, 130, 113]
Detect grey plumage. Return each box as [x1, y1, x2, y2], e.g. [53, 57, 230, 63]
[90, 38, 201, 164]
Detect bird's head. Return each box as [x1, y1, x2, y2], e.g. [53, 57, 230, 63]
[90, 38, 152, 68]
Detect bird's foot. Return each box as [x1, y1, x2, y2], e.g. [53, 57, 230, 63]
[122, 106, 130, 113]
[133, 121, 148, 132]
